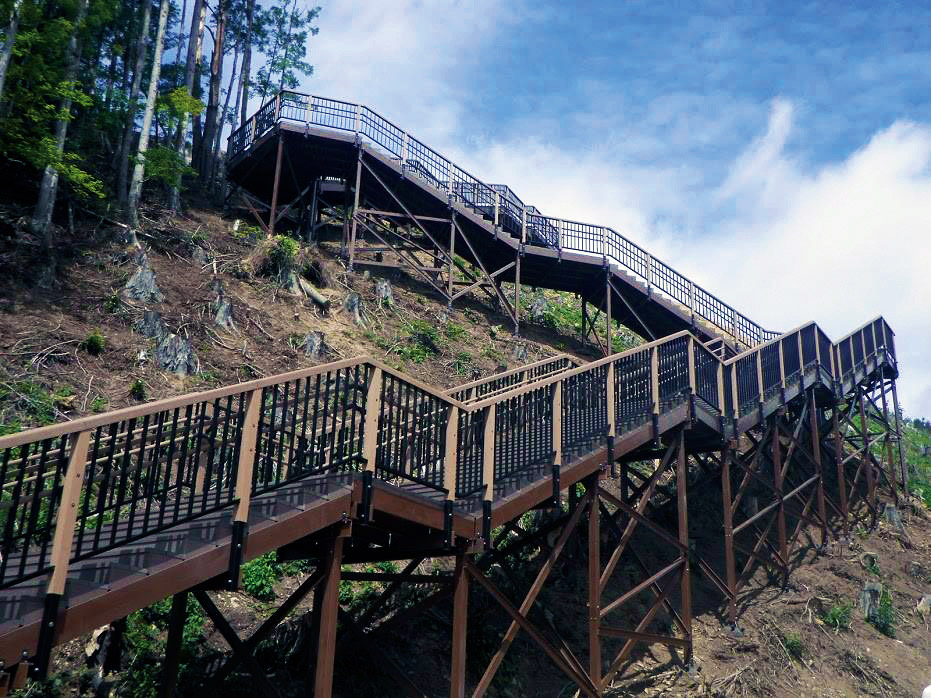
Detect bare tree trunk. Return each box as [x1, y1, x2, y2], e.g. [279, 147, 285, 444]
[237, 0, 255, 127]
[31, 0, 88, 248]
[0, 0, 24, 103]
[277, 0, 299, 92]
[117, 0, 153, 209]
[189, 0, 207, 167]
[173, 0, 187, 80]
[209, 44, 238, 189]
[127, 0, 170, 228]
[169, 0, 204, 211]
[199, 0, 226, 183]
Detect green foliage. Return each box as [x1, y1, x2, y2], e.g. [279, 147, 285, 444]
[822, 601, 853, 631]
[0, 379, 64, 426]
[142, 146, 197, 189]
[269, 235, 299, 273]
[782, 631, 805, 659]
[241, 551, 282, 601]
[80, 329, 106, 355]
[453, 351, 474, 376]
[869, 588, 896, 637]
[90, 395, 108, 413]
[445, 322, 467, 341]
[104, 291, 121, 313]
[232, 223, 265, 243]
[129, 378, 147, 401]
[865, 556, 881, 576]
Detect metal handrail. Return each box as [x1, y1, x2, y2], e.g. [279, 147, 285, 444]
[227, 91, 780, 348]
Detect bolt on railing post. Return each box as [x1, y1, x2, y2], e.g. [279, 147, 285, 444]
[361, 367, 383, 473]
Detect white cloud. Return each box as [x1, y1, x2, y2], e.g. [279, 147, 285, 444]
[288, 4, 931, 416]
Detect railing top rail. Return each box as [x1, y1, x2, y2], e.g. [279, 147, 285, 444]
[446, 353, 578, 394]
[230, 90, 783, 347]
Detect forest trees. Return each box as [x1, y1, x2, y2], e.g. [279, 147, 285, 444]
[0, 0, 320, 254]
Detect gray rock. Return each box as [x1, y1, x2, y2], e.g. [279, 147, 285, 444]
[123, 253, 164, 302]
[859, 581, 883, 621]
[343, 292, 366, 326]
[436, 310, 449, 326]
[280, 270, 302, 295]
[375, 278, 394, 307]
[529, 294, 547, 323]
[512, 341, 528, 363]
[883, 503, 904, 531]
[917, 594, 931, 620]
[907, 561, 924, 579]
[214, 298, 234, 330]
[154, 334, 198, 376]
[191, 245, 208, 266]
[304, 331, 327, 360]
[135, 310, 168, 343]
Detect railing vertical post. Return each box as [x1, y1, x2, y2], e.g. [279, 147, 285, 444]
[552, 381, 562, 467]
[274, 92, 281, 120]
[731, 308, 739, 343]
[444, 406, 459, 500]
[717, 361, 725, 414]
[361, 367, 383, 473]
[601, 226, 607, 259]
[731, 363, 739, 418]
[797, 330, 805, 371]
[521, 207, 527, 244]
[688, 281, 695, 317]
[481, 404, 496, 547]
[33, 429, 92, 678]
[860, 329, 868, 364]
[493, 192, 500, 228]
[401, 131, 409, 165]
[778, 338, 786, 390]
[353, 103, 361, 134]
[556, 219, 563, 248]
[687, 338, 696, 394]
[645, 252, 652, 287]
[756, 352, 764, 405]
[606, 362, 615, 437]
[650, 346, 660, 440]
[230, 388, 261, 590]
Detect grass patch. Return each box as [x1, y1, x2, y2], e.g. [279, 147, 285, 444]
[822, 601, 853, 631]
[129, 378, 147, 401]
[868, 588, 896, 637]
[80, 329, 106, 356]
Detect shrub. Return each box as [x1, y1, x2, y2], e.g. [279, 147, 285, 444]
[241, 552, 282, 601]
[822, 601, 853, 631]
[453, 351, 473, 376]
[269, 235, 299, 273]
[869, 588, 896, 637]
[782, 631, 805, 659]
[104, 292, 121, 313]
[129, 379, 147, 401]
[445, 322, 467, 341]
[80, 329, 106, 355]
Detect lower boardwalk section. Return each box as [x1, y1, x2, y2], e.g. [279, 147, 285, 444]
[0, 317, 908, 696]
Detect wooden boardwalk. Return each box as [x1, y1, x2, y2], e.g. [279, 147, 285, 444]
[0, 92, 910, 696]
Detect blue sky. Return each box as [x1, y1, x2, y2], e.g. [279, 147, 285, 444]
[256, 0, 931, 416]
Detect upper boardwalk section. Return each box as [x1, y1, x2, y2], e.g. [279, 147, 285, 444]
[226, 91, 781, 351]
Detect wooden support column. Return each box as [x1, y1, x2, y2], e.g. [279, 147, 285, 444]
[857, 389, 877, 523]
[587, 477, 602, 685]
[832, 405, 849, 537]
[230, 389, 261, 589]
[268, 134, 284, 237]
[675, 429, 692, 663]
[771, 414, 788, 574]
[314, 529, 347, 698]
[720, 441, 738, 626]
[878, 380, 899, 503]
[447, 218, 456, 302]
[890, 379, 908, 494]
[159, 592, 188, 698]
[808, 391, 829, 547]
[514, 247, 521, 335]
[604, 272, 612, 356]
[348, 149, 363, 270]
[362, 368, 383, 472]
[450, 549, 469, 698]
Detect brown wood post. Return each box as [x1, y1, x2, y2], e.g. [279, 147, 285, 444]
[314, 528, 347, 698]
[587, 477, 602, 686]
[234, 389, 261, 524]
[604, 273, 612, 357]
[890, 379, 908, 494]
[878, 379, 899, 503]
[676, 428, 692, 663]
[650, 347, 659, 416]
[482, 404, 496, 502]
[159, 592, 188, 698]
[447, 218, 456, 301]
[716, 361, 725, 414]
[731, 363, 739, 418]
[348, 149, 363, 269]
[268, 134, 284, 237]
[450, 548, 469, 698]
[444, 405, 459, 500]
[832, 405, 849, 537]
[687, 337, 696, 393]
[552, 381, 562, 468]
[47, 430, 91, 595]
[606, 362, 615, 438]
[361, 367, 383, 473]
[771, 414, 788, 573]
[857, 388, 877, 522]
[808, 391, 829, 546]
[720, 441, 738, 626]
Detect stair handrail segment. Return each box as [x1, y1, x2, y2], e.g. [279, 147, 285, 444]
[0, 317, 896, 592]
[227, 90, 780, 348]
